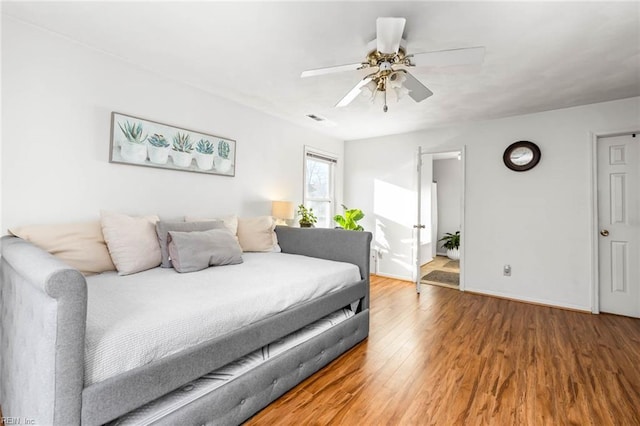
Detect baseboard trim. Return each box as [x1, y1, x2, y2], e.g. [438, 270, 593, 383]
[372, 272, 414, 283]
[464, 288, 591, 313]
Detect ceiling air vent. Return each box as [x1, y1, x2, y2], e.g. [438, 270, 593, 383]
[305, 114, 337, 127]
[306, 114, 325, 122]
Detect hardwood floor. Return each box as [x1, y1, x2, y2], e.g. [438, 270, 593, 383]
[247, 275, 640, 425]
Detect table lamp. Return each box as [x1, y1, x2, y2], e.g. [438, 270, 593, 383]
[272, 201, 295, 226]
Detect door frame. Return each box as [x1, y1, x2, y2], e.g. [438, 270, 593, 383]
[416, 146, 466, 293]
[589, 128, 639, 314]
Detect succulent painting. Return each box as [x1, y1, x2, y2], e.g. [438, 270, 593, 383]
[218, 140, 230, 159]
[148, 134, 169, 148]
[118, 121, 147, 144]
[196, 139, 214, 155]
[172, 132, 193, 153]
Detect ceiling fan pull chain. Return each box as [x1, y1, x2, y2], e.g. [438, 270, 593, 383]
[383, 81, 388, 113]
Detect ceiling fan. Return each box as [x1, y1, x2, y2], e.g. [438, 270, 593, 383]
[301, 17, 485, 112]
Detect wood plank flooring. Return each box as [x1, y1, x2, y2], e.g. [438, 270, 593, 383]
[246, 275, 640, 425]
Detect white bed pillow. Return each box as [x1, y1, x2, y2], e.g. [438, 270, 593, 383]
[236, 216, 280, 252]
[185, 214, 238, 237]
[101, 211, 161, 275]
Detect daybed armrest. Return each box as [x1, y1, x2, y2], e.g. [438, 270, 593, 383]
[275, 226, 372, 308]
[0, 236, 87, 425]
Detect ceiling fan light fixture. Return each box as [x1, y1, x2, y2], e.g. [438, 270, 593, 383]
[393, 85, 410, 101]
[360, 80, 378, 99]
[388, 71, 406, 88]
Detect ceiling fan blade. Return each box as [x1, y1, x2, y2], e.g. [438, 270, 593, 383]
[376, 17, 406, 54]
[335, 76, 374, 108]
[410, 46, 485, 68]
[402, 71, 433, 103]
[301, 62, 365, 78]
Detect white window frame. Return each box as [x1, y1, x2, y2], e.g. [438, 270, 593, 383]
[303, 146, 337, 228]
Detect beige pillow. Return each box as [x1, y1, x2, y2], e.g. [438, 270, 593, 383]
[101, 211, 161, 275]
[236, 216, 279, 252]
[185, 214, 238, 237]
[8, 221, 116, 276]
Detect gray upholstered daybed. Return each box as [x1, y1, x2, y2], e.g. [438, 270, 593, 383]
[0, 226, 372, 425]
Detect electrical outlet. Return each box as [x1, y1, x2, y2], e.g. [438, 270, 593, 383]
[503, 265, 511, 276]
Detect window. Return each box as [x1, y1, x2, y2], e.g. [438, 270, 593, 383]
[304, 148, 337, 228]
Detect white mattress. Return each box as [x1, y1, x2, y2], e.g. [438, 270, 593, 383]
[84, 252, 360, 386]
[109, 306, 356, 426]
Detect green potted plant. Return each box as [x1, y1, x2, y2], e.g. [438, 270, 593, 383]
[334, 204, 364, 231]
[439, 231, 460, 260]
[171, 132, 194, 167]
[147, 133, 170, 164]
[118, 120, 148, 163]
[214, 140, 232, 173]
[297, 204, 317, 228]
[194, 139, 215, 170]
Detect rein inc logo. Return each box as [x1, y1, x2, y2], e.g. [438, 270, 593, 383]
[2, 418, 35, 425]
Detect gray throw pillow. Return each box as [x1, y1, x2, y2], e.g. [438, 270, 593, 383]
[168, 229, 243, 273]
[156, 220, 225, 268]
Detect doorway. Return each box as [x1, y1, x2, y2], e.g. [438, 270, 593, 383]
[415, 147, 465, 293]
[594, 132, 639, 318]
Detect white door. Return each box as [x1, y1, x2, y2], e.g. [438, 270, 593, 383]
[598, 134, 640, 318]
[431, 182, 438, 259]
[415, 147, 424, 293]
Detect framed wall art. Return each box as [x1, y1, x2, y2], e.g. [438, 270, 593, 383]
[109, 112, 236, 177]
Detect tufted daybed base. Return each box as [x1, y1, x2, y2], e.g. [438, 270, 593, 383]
[116, 309, 369, 425]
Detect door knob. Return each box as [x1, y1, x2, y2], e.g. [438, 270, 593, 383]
[600, 229, 609, 237]
[413, 224, 426, 229]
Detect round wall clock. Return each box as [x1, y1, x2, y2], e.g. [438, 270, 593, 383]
[503, 141, 541, 172]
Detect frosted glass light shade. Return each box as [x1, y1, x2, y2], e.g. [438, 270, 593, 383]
[272, 201, 295, 220]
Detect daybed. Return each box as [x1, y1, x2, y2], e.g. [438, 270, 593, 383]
[0, 226, 372, 425]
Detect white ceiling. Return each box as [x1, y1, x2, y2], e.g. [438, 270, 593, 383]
[4, 1, 639, 141]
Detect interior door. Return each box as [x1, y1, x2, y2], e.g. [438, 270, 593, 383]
[597, 134, 640, 318]
[414, 146, 423, 293]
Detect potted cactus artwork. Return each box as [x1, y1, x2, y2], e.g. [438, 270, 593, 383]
[110, 113, 237, 176]
[214, 140, 232, 173]
[171, 132, 194, 167]
[118, 120, 148, 163]
[194, 139, 215, 170]
[147, 133, 170, 164]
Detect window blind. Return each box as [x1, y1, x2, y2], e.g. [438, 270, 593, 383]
[306, 151, 337, 164]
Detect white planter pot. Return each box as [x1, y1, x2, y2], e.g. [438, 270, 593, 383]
[195, 152, 214, 170]
[120, 141, 147, 163]
[148, 145, 170, 164]
[172, 150, 193, 167]
[214, 157, 232, 173]
[446, 247, 460, 260]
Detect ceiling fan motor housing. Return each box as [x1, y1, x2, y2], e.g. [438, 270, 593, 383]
[365, 47, 412, 68]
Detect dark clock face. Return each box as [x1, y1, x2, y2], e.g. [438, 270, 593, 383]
[503, 141, 541, 172]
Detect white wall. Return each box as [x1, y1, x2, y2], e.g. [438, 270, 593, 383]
[345, 96, 640, 310]
[1, 17, 344, 231]
[433, 158, 462, 255]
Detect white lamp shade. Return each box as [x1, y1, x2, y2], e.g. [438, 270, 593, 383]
[272, 201, 295, 220]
